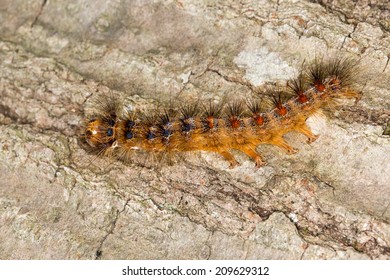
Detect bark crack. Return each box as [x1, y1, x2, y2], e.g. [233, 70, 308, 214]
[206, 67, 259, 93]
[340, 23, 357, 50]
[31, 0, 47, 28]
[95, 199, 130, 259]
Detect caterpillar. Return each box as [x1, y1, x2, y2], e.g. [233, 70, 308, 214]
[82, 56, 361, 168]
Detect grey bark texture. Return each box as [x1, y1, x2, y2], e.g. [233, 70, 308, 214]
[0, 0, 389, 259]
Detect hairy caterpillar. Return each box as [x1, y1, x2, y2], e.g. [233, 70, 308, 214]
[82, 57, 361, 168]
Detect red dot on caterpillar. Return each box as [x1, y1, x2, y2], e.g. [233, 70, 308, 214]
[206, 116, 215, 129]
[287, 75, 309, 104]
[81, 56, 362, 168]
[314, 81, 326, 92]
[253, 115, 264, 126]
[227, 101, 245, 129]
[271, 91, 290, 117]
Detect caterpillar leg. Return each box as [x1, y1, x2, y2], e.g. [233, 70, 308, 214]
[272, 137, 299, 154]
[219, 151, 239, 168]
[296, 123, 319, 144]
[342, 88, 362, 103]
[238, 146, 266, 168]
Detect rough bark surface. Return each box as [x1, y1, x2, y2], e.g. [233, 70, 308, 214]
[0, 0, 389, 259]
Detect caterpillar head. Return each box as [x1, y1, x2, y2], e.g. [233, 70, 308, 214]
[84, 117, 116, 149]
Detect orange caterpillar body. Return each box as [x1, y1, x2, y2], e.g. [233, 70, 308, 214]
[83, 57, 360, 167]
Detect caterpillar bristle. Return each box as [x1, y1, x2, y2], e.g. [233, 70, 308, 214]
[287, 75, 310, 104]
[305, 56, 360, 94]
[201, 100, 224, 131]
[269, 89, 292, 117]
[179, 103, 200, 119]
[89, 93, 121, 120]
[306, 59, 326, 80]
[140, 111, 158, 127]
[157, 110, 175, 139]
[246, 98, 268, 114]
[305, 57, 329, 92]
[226, 101, 245, 117]
[245, 98, 268, 126]
[226, 101, 245, 129]
[325, 56, 359, 92]
[202, 100, 224, 118]
[270, 90, 290, 106]
[179, 104, 199, 134]
[158, 110, 174, 126]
